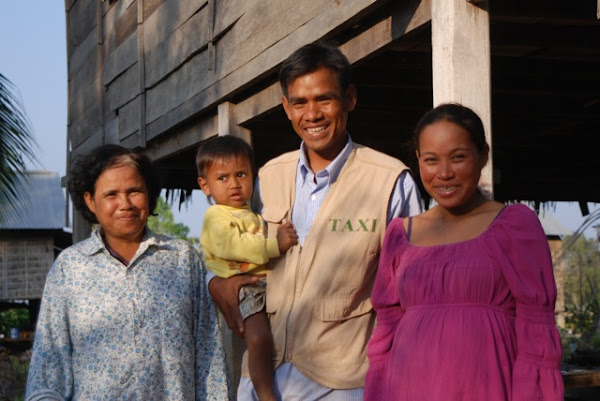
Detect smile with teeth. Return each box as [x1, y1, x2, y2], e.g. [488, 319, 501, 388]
[437, 186, 457, 192]
[306, 126, 327, 134]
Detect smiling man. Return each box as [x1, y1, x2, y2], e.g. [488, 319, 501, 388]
[210, 43, 422, 400]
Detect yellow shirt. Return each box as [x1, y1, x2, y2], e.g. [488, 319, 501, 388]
[200, 204, 280, 278]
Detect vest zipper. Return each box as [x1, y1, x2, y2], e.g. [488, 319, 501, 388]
[283, 244, 302, 361]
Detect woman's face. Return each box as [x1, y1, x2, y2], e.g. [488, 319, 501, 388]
[417, 120, 488, 211]
[84, 164, 149, 244]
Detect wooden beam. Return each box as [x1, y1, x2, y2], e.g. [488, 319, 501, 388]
[431, 0, 493, 196]
[217, 102, 251, 143]
[235, 83, 282, 126]
[563, 370, 600, 388]
[144, 115, 218, 162]
[341, 0, 431, 64]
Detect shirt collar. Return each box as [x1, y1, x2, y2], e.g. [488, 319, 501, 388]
[298, 134, 353, 184]
[79, 225, 163, 256]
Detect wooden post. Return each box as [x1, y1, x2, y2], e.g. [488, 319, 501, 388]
[431, 0, 493, 196]
[72, 210, 91, 245]
[217, 100, 251, 394]
[217, 101, 252, 143]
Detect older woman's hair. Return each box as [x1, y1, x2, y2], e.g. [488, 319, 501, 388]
[68, 144, 161, 223]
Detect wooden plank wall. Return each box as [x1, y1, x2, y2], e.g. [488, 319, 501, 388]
[66, 0, 384, 159]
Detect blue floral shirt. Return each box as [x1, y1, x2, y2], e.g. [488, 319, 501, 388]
[26, 227, 230, 401]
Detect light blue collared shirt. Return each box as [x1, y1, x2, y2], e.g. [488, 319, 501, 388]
[290, 136, 421, 244]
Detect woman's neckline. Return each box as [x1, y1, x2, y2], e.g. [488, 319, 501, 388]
[402, 205, 509, 248]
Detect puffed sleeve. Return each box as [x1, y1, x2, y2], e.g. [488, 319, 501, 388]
[192, 247, 232, 401]
[26, 255, 73, 401]
[365, 218, 407, 401]
[492, 204, 563, 401]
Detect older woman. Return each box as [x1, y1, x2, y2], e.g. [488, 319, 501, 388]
[26, 145, 229, 400]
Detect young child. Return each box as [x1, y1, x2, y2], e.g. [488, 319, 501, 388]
[196, 135, 297, 401]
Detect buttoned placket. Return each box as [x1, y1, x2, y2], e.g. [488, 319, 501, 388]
[105, 245, 148, 396]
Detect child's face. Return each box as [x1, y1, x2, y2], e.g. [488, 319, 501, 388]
[197, 155, 254, 208]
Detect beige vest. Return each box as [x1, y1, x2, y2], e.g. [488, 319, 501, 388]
[242, 143, 408, 389]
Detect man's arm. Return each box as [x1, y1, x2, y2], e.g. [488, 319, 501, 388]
[387, 170, 422, 221]
[208, 274, 259, 337]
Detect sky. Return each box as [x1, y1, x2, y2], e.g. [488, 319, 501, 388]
[1, 2, 598, 239]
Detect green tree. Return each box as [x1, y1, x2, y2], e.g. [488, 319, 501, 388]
[147, 197, 198, 245]
[562, 234, 600, 349]
[0, 73, 38, 223]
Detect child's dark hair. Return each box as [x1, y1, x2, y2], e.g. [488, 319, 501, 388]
[196, 135, 255, 177]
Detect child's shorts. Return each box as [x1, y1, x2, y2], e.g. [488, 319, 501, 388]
[238, 277, 267, 320]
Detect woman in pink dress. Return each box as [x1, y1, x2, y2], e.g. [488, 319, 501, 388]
[365, 103, 563, 401]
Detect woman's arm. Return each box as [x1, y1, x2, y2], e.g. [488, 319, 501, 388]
[364, 219, 406, 401]
[494, 205, 563, 401]
[26, 257, 73, 401]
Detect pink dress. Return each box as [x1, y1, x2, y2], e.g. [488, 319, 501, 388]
[365, 204, 563, 401]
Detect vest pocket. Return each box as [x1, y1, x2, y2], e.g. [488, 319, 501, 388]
[264, 205, 291, 315]
[313, 296, 373, 322]
[262, 204, 288, 225]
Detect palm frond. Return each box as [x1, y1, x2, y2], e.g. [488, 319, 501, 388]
[0, 73, 39, 224]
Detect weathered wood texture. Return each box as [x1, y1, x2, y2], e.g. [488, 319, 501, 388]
[0, 239, 54, 299]
[144, 0, 383, 141]
[563, 370, 600, 389]
[67, 0, 388, 159]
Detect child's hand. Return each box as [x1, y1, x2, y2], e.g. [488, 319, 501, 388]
[277, 222, 298, 253]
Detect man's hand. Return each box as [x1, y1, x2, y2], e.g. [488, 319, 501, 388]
[208, 275, 260, 337]
[277, 221, 298, 253]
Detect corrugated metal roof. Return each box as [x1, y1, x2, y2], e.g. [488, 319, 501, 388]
[0, 171, 65, 230]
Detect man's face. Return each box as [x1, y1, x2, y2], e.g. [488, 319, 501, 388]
[282, 66, 357, 172]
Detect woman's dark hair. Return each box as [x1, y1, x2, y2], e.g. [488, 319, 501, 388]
[68, 144, 160, 223]
[279, 42, 352, 98]
[413, 103, 488, 155]
[195, 135, 255, 178]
